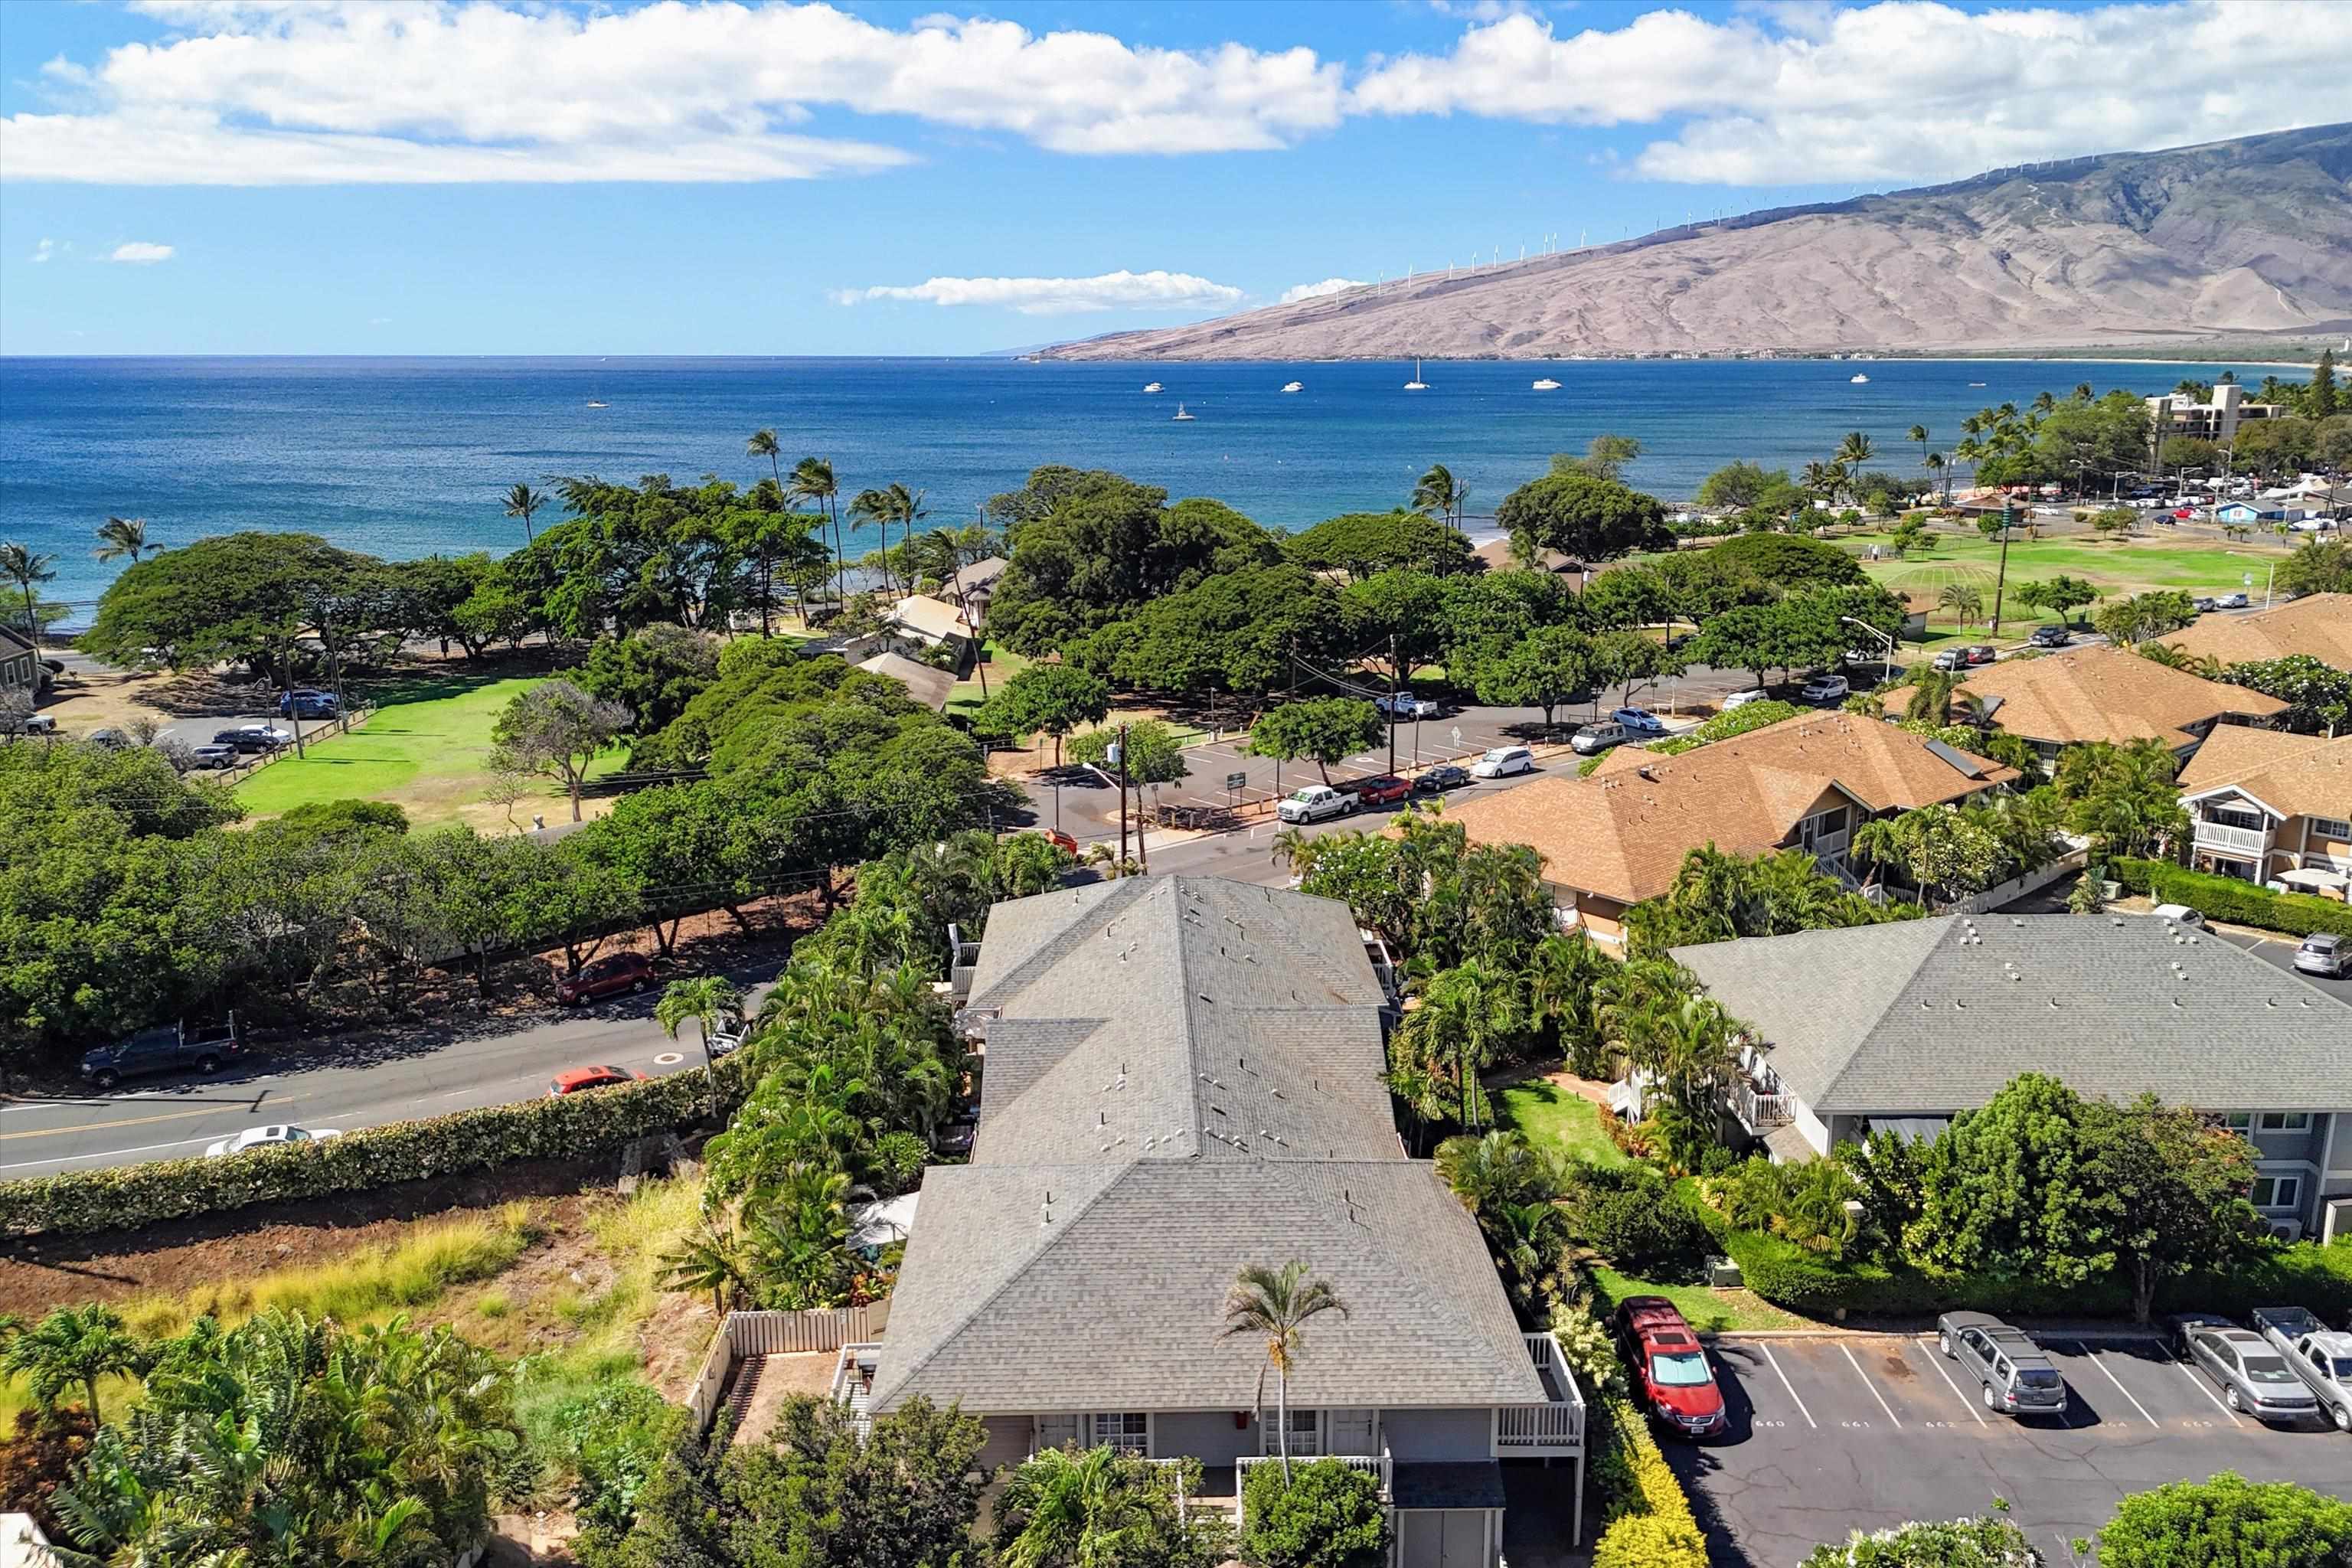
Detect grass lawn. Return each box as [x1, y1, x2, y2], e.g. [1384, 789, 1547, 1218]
[234, 673, 626, 827]
[1587, 1265, 1813, 1334]
[1859, 531, 2285, 607]
[946, 640, 1035, 718]
[1493, 1079, 1632, 1169]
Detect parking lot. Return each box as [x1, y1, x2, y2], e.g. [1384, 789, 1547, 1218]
[1676, 1332, 2352, 1568]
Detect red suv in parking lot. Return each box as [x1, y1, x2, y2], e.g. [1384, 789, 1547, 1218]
[1616, 1295, 1727, 1437]
[554, 952, 655, 1005]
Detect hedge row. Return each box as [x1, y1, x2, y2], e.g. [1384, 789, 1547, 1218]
[0, 1059, 750, 1240]
[2109, 857, 2352, 939]
[1726, 1227, 2352, 1322]
[1590, 1387, 1708, 1568]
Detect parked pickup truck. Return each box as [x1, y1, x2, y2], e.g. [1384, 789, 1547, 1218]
[80, 1016, 247, 1090]
[1276, 784, 1359, 824]
[2251, 1306, 2352, 1432]
[1375, 691, 1441, 719]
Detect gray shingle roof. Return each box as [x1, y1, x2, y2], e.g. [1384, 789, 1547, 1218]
[1392, 1462, 1508, 1511]
[1674, 914, 2352, 1115]
[869, 1160, 1544, 1415]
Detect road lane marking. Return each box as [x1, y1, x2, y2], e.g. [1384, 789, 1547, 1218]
[1840, 1342, 1902, 1428]
[1760, 1344, 1816, 1428]
[2075, 1341, 2160, 1428]
[1919, 1338, 1986, 1423]
[2161, 1345, 2243, 1425]
[0, 1133, 221, 1172]
[0, 1098, 296, 1142]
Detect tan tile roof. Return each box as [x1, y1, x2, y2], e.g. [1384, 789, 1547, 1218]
[1438, 712, 2016, 904]
[2151, 594, 2352, 668]
[1956, 645, 2287, 748]
[885, 594, 974, 643]
[2177, 727, 2352, 820]
[855, 651, 956, 712]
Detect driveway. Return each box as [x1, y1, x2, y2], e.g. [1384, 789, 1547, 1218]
[1676, 1331, 2352, 1568]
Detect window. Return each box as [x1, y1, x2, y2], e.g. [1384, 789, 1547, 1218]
[2311, 817, 2352, 841]
[1281, 1410, 1320, 1457]
[2249, 1175, 2303, 1210]
[2207, 805, 2267, 831]
[2220, 1112, 2252, 1132]
[1090, 1413, 1148, 1453]
[2257, 1112, 2311, 1133]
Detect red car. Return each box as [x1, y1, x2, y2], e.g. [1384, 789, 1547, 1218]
[1351, 774, 1414, 807]
[547, 1065, 648, 1097]
[554, 952, 655, 1005]
[1616, 1296, 1727, 1437]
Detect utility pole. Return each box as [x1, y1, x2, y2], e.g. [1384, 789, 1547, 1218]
[1387, 634, 1399, 776]
[1116, 721, 1129, 871]
[1989, 499, 2016, 637]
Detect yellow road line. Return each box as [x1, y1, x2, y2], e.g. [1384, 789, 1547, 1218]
[0, 1099, 293, 1142]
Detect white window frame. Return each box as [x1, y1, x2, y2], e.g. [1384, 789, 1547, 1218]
[1090, 1413, 1150, 1455]
[2220, 1112, 2252, 1133]
[1262, 1409, 1320, 1457]
[2309, 816, 2351, 841]
[2258, 1112, 2312, 1133]
[2250, 1174, 2303, 1211]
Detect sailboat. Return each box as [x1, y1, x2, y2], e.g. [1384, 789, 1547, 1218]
[1282, 381, 1303, 394]
[1142, 381, 1164, 394]
[586, 400, 609, 408]
[1849, 373, 1870, 384]
[1403, 358, 1429, 391]
[1171, 402, 1195, 421]
[1531, 378, 1561, 390]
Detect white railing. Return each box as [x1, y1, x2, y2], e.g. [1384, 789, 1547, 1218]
[1495, 1331, 1586, 1455]
[830, 1341, 884, 1438]
[2194, 819, 2273, 853]
[1732, 1082, 1792, 1130]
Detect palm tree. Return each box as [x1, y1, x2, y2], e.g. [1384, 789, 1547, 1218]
[1902, 668, 1978, 726]
[2, 1302, 142, 1426]
[746, 427, 783, 489]
[791, 456, 843, 610]
[93, 515, 155, 565]
[657, 975, 743, 1110]
[2073, 381, 2096, 403]
[1936, 581, 1983, 629]
[1924, 451, 1948, 503]
[1906, 424, 1930, 482]
[1850, 815, 1908, 894]
[659, 1222, 747, 1318]
[0, 542, 57, 653]
[2031, 390, 2056, 417]
[996, 1445, 1171, 1568]
[1435, 1129, 1559, 1217]
[848, 483, 929, 599]
[502, 482, 548, 545]
[1411, 463, 1472, 531]
[1219, 1261, 1349, 1481]
[1834, 432, 1874, 497]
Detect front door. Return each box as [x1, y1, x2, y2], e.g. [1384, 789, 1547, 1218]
[1033, 1414, 1080, 1454]
[1325, 1407, 1377, 1455]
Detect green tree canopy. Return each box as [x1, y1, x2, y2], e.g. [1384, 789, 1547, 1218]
[1240, 1459, 1392, 1568]
[83, 531, 381, 677]
[2095, 1472, 2352, 1568]
[1702, 532, 1867, 590]
[1285, 511, 1475, 580]
[978, 663, 1112, 766]
[1696, 461, 1803, 514]
[1799, 1514, 2043, 1567]
[1471, 625, 1595, 729]
[2050, 737, 2186, 861]
[2220, 654, 2351, 733]
[575, 623, 724, 740]
[1246, 698, 1383, 786]
[1494, 472, 1674, 567]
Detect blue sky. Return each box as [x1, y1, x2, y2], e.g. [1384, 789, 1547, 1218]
[3, 0, 2346, 356]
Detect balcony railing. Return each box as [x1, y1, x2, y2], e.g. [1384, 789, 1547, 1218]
[1494, 1331, 1586, 1455]
[1731, 1081, 1792, 1132]
[829, 1341, 883, 1438]
[2194, 819, 2273, 854]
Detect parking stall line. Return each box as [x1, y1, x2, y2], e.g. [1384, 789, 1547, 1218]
[2160, 1344, 2244, 1426]
[1917, 1336, 1987, 1424]
[2074, 1342, 2161, 1428]
[1838, 1343, 1903, 1429]
[1759, 1344, 1818, 1429]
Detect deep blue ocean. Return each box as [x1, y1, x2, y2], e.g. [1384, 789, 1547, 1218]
[0, 354, 2272, 609]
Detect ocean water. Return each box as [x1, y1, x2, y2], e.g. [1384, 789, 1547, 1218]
[0, 354, 2269, 609]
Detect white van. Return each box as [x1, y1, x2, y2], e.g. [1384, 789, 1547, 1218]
[1471, 745, 1535, 779]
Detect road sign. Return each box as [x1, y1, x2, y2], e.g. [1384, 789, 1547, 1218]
[1450, 727, 1462, 749]
[1225, 772, 1248, 793]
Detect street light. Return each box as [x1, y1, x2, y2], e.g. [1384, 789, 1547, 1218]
[1841, 616, 1896, 688]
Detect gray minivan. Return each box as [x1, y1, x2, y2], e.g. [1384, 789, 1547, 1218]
[1572, 720, 1630, 756]
[1938, 1312, 2068, 1417]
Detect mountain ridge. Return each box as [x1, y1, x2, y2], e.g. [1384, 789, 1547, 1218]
[1040, 123, 2352, 361]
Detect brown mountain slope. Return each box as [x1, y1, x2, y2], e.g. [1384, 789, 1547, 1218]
[1044, 123, 2352, 361]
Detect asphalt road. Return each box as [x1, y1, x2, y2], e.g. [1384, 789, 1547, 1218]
[0, 965, 782, 1181]
[1677, 1331, 2352, 1568]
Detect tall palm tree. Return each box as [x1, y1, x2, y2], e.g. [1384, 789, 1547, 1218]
[658, 975, 743, 1110]
[1923, 451, 1948, 503]
[1936, 581, 1984, 629]
[2073, 381, 2096, 403]
[1410, 463, 1472, 531]
[1, 1302, 142, 1426]
[1834, 430, 1874, 470]
[1219, 1260, 1349, 1481]
[503, 482, 547, 545]
[996, 1445, 1170, 1568]
[0, 542, 57, 652]
[2031, 390, 2056, 416]
[93, 515, 155, 565]
[659, 1222, 747, 1317]
[791, 456, 843, 609]
[746, 427, 783, 489]
[1906, 425, 1930, 482]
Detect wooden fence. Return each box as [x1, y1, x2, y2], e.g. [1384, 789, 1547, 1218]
[685, 1304, 891, 1432]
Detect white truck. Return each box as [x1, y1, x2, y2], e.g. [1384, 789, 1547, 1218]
[2251, 1305, 2352, 1432]
[1376, 691, 1441, 719]
[1276, 784, 1360, 824]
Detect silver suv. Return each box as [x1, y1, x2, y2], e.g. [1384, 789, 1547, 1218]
[1938, 1312, 2068, 1417]
[2294, 933, 2347, 979]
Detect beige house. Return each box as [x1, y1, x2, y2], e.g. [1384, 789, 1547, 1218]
[1956, 645, 2288, 762]
[1437, 713, 2018, 948]
[878, 593, 978, 661]
[2176, 727, 2352, 895]
[2151, 593, 2352, 668]
[855, 650, 956, 713]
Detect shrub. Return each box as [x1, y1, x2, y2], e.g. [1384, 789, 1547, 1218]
[1240, 1459, 1391, 1568]
[541, 1377, 684, 1536]
[1590, 1388, 1707, 1568]
[2107, 858, 2352, 939]
[0, 1059, 747, 1239]
[1800, 1515, 2041, 1566]
[1566, 1168, 1713, 1282]
[2096, 1472, 2352, 1568]
[868, 1129, 931, 1195]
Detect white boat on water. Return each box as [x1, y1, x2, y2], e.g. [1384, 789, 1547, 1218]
[1143, 381, 1164, 394]
[1172, 403, 1195, 421]
[1282, 381, 1303, 393]
[1404, 357, 1429, 391]
[1849, 374, 1870, 384]
[1969, 381, 1987, 387]
[1532, 378, 1561, 390]
[586, 400, 609, 408]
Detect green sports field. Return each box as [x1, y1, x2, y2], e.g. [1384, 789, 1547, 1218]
[1857, 531, 2290, 641]
[234, 674, 627, 827]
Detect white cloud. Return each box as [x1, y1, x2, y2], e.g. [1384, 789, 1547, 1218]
[836, 270, 1245, 315]
[5, 1, 1344, 185]
[1351, 0, 2352, 185]
[30, 238, 56, 263]
[1279, 277, 1368, 303]
[108, 241, 175, 263]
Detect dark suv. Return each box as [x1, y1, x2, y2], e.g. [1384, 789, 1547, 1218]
[1939, 1311, 2068, 1417]
[2028, 625, 2071, 648]
[81, 1018, 247, 1090]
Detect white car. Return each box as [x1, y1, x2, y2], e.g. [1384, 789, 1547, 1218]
[1276, 784, 1359, 824]
[1800, 673, 1851, 704]
[205, 1124, 341, 1158]
[1470, 746, 1534, 779]
[1721, 688, 1770, 710]
[2148, 903, 2206, 929]
[2216, 593, 2250, 609]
